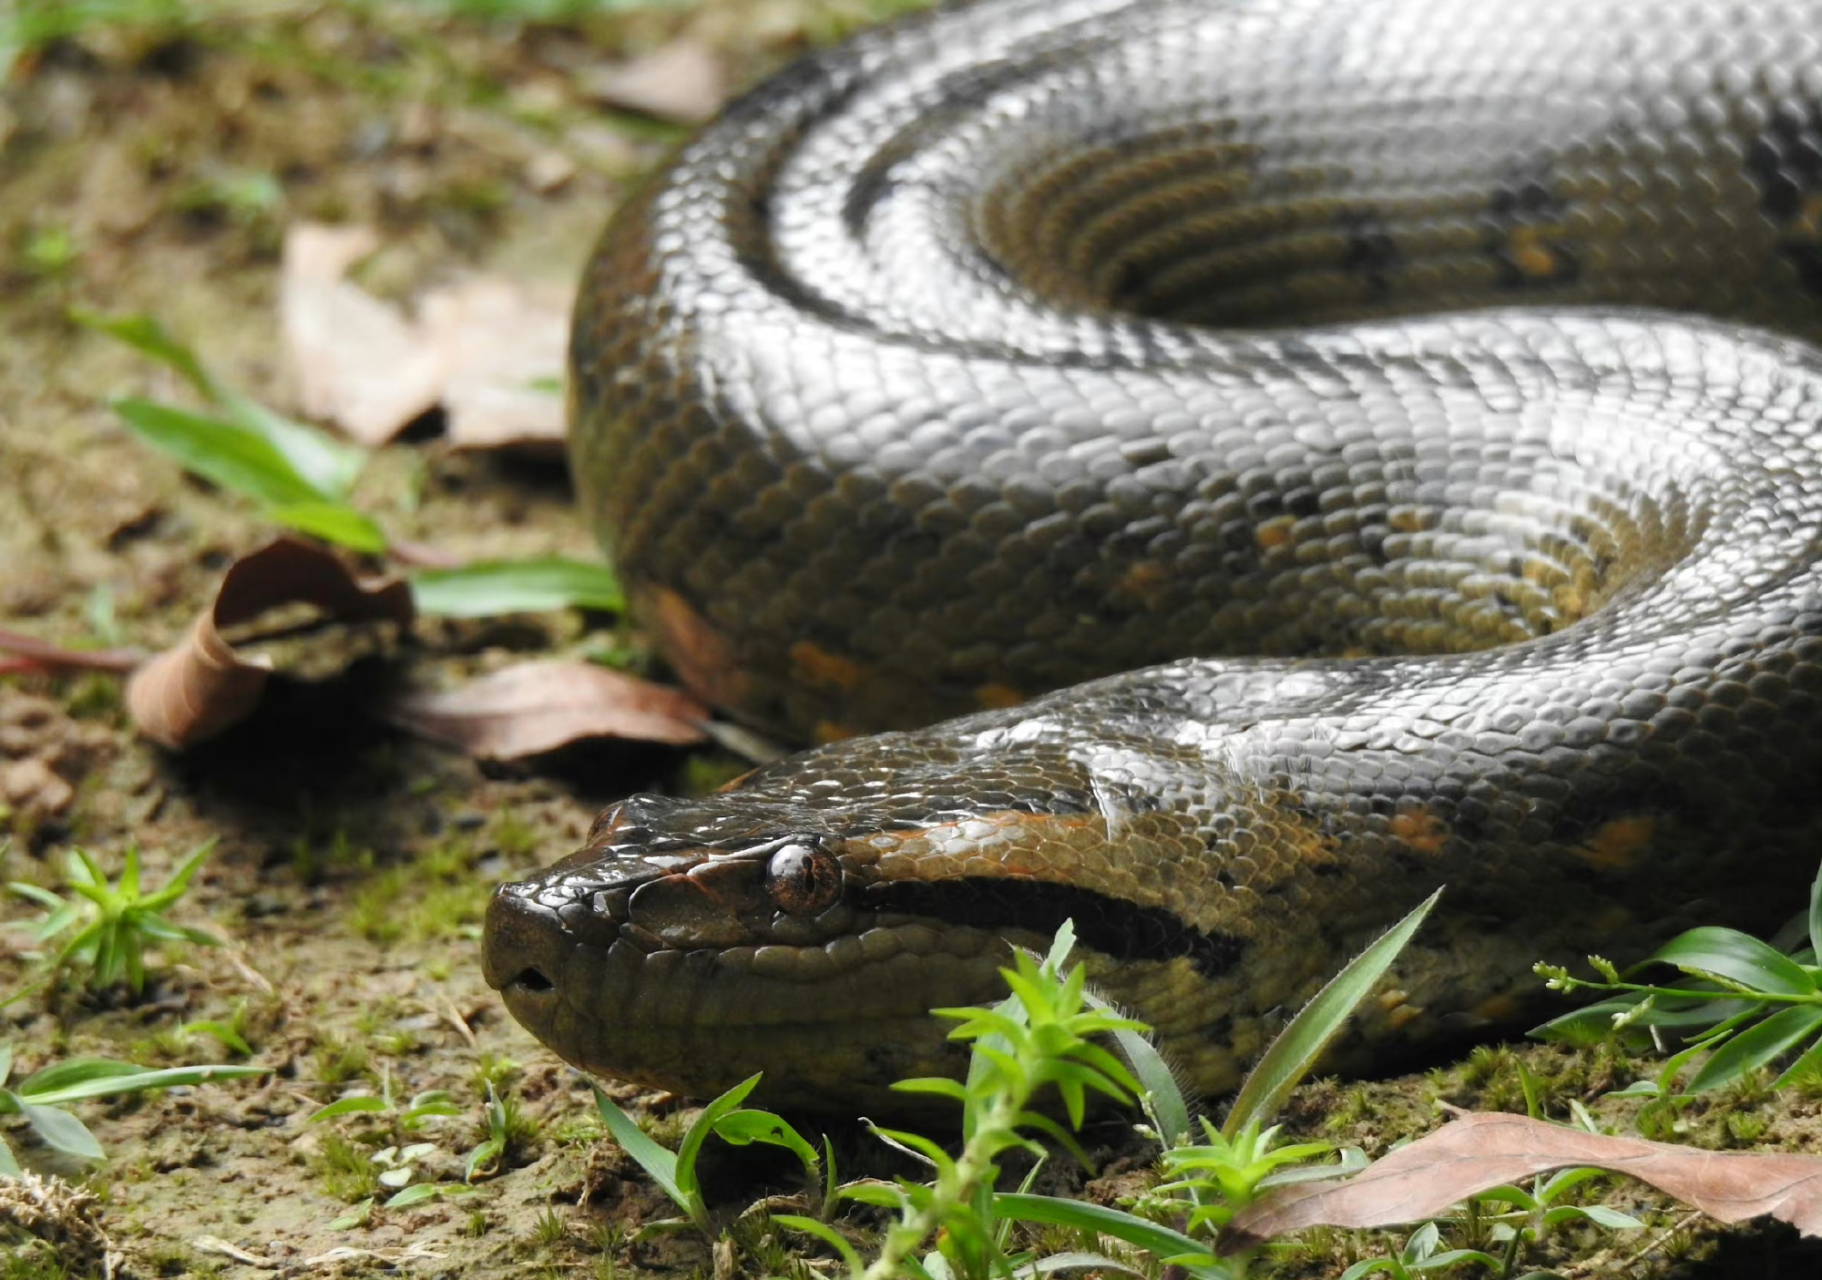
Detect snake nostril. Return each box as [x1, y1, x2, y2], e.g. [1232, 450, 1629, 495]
[513, 967, 555, 994]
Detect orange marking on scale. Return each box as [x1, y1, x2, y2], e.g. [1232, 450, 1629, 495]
[790, 640, 866, 690]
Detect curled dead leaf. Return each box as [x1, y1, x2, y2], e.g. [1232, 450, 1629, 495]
[1222, 1107, 1822, 1252]
[127, 537, 413, 750]
[382, 659, 708, 761]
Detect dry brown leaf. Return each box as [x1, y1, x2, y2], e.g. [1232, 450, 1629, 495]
[281, 223, 445, 445]
[127, 537, 414, 750]
[280, 224, 571, 449]
[419, 278, 570, 451]
[1223, 1108, 1822, 1252]
[579, 40, 726, 123]
[382, 659, 708, 760]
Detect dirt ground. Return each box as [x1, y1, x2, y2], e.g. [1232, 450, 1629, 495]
[1, 4, 1820, 1278]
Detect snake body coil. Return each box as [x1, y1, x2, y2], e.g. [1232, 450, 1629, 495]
[485, 0, 1822, 1109]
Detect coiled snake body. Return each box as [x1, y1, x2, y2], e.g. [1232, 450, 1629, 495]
[485, 0, 1822, 1109]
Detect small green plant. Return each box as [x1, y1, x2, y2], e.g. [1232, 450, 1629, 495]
[1363, 1167, 1641, 1280]
[6, 841, 222, 993]
[1533, 863, 1822, 1101]
[76, 309, 621, 615]
[1340, 1221, 1503, 1279]
[599, 890, 1442, 1280]
[307, 1063, 467, 1223]
[464, 1081, 537, 1181]
[594, 1073, 829, 1238]
[0, 1042, 266, 1173]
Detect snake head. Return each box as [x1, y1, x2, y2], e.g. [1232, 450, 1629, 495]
[482, 790, 1019, 1110]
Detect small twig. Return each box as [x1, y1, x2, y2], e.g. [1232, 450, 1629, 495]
[440, 993, 477, 1048]
[387, 537, 465, 570]
[0, 627, 145, 674]
[1622, 1209, 1703, 1266]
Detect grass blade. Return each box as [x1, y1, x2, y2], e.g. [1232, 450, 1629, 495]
[994, 1193, 1229, 1276]
[674, 1073, 764, 1199]
[112, 397, 323, 507]
[409, 558, 624, 617]
[594, 1086, 685, 1206]
[220, 390, 366, 500]
[266, 501, 388, 553]
[1809, 864, 1822, 973]
[1223, 887, 1442, 1140]
[23, 1062, 267, 1106]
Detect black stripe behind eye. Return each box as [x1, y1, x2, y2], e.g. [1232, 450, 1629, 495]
[861, 877, 1244, 978]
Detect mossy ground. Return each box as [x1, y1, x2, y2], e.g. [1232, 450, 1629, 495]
[0, 3, 1818, 1276]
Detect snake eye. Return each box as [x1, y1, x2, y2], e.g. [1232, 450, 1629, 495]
[765, 841, 842, 916]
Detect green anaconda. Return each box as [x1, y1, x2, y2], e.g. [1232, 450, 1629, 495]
[483, 0, 1822, 1110]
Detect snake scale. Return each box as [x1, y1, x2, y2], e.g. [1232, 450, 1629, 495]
[484, 0, 1822, 1110]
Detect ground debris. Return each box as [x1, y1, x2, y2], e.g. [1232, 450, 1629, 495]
[0, 1171, 118, 1279]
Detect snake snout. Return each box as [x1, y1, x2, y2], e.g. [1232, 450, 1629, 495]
[481, 885, 566, 1008]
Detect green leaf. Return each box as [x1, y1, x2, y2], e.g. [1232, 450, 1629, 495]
[21, 1101, 105, 1161]
[0, 1133, 19, 1178]
[1223, 887, 1442, 1140]
[1024, 1251, 1150, 1278]
[73, 310, 215, 398]
[1091, 998, 1190, 1147]
[994, 1194, 1229, 1277]
[673, 1072, 763, 1199]
[16, 1057, 147, 1095]
[179, 1019, 251, 1056]
[0, 1044, 11, 1087]
[1544, 1204, 1644, 1230]
[112, 397, 324, 507]
[327, 1197, 375, 1230]
[219, 390, 365, 500]
[1408, 1249, 1506, 1271]
[266, 501, 388, 553]
[76, 309, 366, 498]
[409, 558, 623, 617]
[21, 1061, 266, 1106]
[711, 1107, 820, 1176]
[6, 882, 64, 911]
[891, 1077, 971, 1102]
[772, 1214, 865, 1276]
[1644, 927, 1816, 997]
[1687, 1005, 1822, 1093]
[1809, 863, 1822, 976]
[384, 1182, 448, 1208]
[465, 1136, 505, 1182]
[308, 1095, 391, 1123]
[593, 1086, 685, 1207]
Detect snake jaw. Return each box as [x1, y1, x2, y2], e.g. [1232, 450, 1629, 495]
[482, 809, 1025, 1107]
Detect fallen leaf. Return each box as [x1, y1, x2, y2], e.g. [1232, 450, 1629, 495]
[419, 278, 570, 451]
[281, 224, 445, 445]
[1222, 1108, 1822, 1252]
[579, 40, 726, 123]
[280, 224, 571, 449]
[382, 659, 708, 760]
[126, 537, 414, 749]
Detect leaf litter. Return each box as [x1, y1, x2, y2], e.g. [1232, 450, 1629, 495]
[125, 536, 414, 749]
[281, 222, 571, 451]
[1224, 1107, 1822, 1251]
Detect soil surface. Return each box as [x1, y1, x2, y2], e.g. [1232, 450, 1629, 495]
[1, 4, 1819, 1278]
